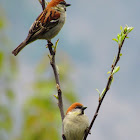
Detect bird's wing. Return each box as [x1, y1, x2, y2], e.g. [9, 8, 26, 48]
[26, 9, 60, 42]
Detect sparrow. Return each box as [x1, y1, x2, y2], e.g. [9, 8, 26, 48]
[12, 0, 71, 56]
[63, 102, 89, 140]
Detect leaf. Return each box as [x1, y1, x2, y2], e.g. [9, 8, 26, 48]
[107, 71, 111, 74]
[129, 27, 134, 32]
[101, 88, 106, 95]
[120, 26, 123, 32]
[118, 35, 122, 45]
[54, 39, 59, 52]
[112, 38, 118, 43]
[117, 34, 120, 40]
[113, 66, 120, 74]
[121, 34, 126, 43]
[120, 53, 122, 56]
[124, 25, 134, 34]
[100, 88, 106, 99]
[96, 89, 100, 94]
[127, 27, 134, 34]
[124, 26, 127, 34]
[96, 88, 101, 100]
[53, 94, 58, 100]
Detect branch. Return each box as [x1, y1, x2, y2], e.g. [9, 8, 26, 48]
[39, 1, 65, 139]
[83, 25, 134, 139]
[47, 40, 65, 121]
[47, 40, 65, 140]
[38, 0, 46, 10]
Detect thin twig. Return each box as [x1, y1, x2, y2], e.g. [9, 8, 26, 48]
[39, 1, 65, 139]
[40, 0, 65, 121]
[47, 42, 65, 120]
[83, 34, 127, 139]
[47, 42, 65, 140]
[39, 0, 46, 10]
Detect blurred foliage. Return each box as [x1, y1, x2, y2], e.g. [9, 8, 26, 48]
[19, 52, 77, 140]
[0, 5, 77, 140]
[0, 6, 16, 140]
[21, 97, 60, 140]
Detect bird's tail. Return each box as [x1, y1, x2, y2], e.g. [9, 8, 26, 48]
[12, 40, 28, 56]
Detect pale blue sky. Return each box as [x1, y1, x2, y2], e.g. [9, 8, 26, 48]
[1, 0, 140, 140]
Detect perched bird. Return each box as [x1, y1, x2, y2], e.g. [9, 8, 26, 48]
[63, 102, 89, 140]
[12, 0, 71, 56]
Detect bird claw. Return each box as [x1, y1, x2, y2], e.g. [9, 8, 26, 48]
[85, 127, 91, 135]
[47, 40, 53, 46]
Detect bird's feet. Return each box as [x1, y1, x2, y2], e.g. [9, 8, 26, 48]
[85, 127, 91, 135]
[47, 40, 54, 55]
[47, 40, 53, 47]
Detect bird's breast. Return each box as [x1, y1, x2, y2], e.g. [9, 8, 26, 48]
[41, 12, 66, 40]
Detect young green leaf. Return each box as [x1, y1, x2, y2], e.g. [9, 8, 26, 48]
[107, 71, 111, 74]
[117, 34, 120, 40]
[96, 88, 100, 94]
[100, 88, 106, 99]
[120, 53, 122, 56]
[124, 25, 134, 34]
[54, 39, 59, 52]
[121, 34, 126, 44]
[53, 94, 58, 100]
[113, 66, 120, 74]
[120, 26, 123, 32]
[112, 38, 118, 43]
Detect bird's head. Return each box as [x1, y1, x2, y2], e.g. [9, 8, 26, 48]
[48, 0, 71, 11]
[66, 103, 87, 116]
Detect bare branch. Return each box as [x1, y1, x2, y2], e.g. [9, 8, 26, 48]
[48, 41, 65, 120]
[47, 41, 65, 140]
[39, 1, 65, 139]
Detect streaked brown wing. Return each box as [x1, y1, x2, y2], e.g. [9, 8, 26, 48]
[28, 9, 60, 39]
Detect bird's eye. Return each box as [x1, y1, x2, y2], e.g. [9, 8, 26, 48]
[75, 106, 82, 109]
[59, 1, 66, 5]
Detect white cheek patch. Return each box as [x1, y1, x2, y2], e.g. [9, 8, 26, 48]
[50, 19, 59, 23]
[67, 109, 82, 116]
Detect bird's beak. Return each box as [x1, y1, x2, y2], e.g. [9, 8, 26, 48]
[65, 3, 71, 7]
[82, 107, 87, 111]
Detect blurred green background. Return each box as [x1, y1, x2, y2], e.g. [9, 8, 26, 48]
[0, 5, 77, 140]
[0, 0, 140, 140]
